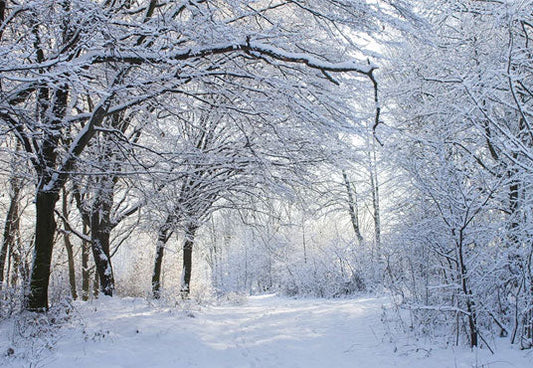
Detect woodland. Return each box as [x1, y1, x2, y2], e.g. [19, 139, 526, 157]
[0, 0, 532, 354]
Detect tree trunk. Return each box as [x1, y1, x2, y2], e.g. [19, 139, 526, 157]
[527, 265, 533, 348]
[152, 218, 174, 299]
[457, 229, 478, 347]
[88, 183, 116, 297]
[508, 161, 520, 248]
[342, 170, 364, 245]
[81, 224, 90, 301]
[369, 148, 381, 257]
[93, 268, 99, 298]
[0, 179, 21, 290]
[75, 192, 115, 297]
[64, 231, 77, 300]
[27, 190, 59, 311]
[62, 188, 77, 300]
[0, 1, 5, 27]
[180, 224, 198, 296]
[26, 72, 69, 310]
[91, 223, 114, 296]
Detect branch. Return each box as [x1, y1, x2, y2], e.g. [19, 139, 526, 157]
[85, 39, 376, 75]
[54, 209, 91, 243]
[369, 69, 383, 146]
[2, 40, 374, 76]
[43, 80, 120, 192]
[71, 182, 90, 226]
[0, 112, 40, 170]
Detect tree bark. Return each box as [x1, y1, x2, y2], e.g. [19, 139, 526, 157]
[27, 190, 60, 311]
[90, 220, 114, 296]
[62, 188, 77, 300]
[180, 224, 198, 296]
[369, 148, 381, 257]
[26, 68, 69, 310]
[456, 229, 478, 347]
[152, 217, 174, 298]
[75, 177, 117, 297]
[93, 268, 99, 298]
[82, 224, 90, 301]
[0, 178, 21, 290]
[342, 170, 364, 245]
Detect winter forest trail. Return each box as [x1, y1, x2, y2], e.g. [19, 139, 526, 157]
[1, 295, 531, 368]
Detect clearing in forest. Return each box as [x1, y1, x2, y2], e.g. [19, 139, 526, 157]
[1, 295, 531, 367]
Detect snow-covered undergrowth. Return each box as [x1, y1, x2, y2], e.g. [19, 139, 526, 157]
[1, 295, 531, 368]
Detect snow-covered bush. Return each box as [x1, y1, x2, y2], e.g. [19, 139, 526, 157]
[278, 248, 367, 298]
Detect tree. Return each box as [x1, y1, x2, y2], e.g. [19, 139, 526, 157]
[0, 0, 411, 311]
[70, 109, 145, 296]
[342, 170, 364, 245]
[0, 141, 25, 291]
[149, 94, 343, 297]
[384, 0, 533, 348]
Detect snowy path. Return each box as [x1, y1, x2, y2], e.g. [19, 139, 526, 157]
[1, 295, 532, 367]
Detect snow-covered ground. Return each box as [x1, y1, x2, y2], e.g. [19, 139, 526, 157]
[1, 294, 532, 367]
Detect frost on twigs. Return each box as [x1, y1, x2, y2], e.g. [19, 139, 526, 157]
[1, 299, 78, 367]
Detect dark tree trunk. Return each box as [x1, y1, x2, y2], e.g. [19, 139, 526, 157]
[26, 72, 69, 310]
[77, 176, 116, 297]
[0, 1, 5, 25]
[0, 179, 21, 290]
[93, 268, 99, 298]
[152, 217, 174, 299]
[466, 295, 478, 347]
[81, 224, 90, 301]
[180, 224, 198, 296]
[342, 170, 363, 245]
[27, 190, 60, 311]
[508, 157, 520, 248]
[90, 220, 114, 296]
[64, 232, 77, 300]
[62, 189, 77, 300]
[457, 229, 478, 348]
[75, 199, 115, 297]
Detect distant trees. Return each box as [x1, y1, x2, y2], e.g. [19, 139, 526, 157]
[148, 83, 360, 297]
[150, 106, 251, 298]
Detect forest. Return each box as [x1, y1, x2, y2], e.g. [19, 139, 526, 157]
[0, 0, 532, 365]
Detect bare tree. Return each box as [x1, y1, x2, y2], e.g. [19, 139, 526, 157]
[0, 0, 403, 311]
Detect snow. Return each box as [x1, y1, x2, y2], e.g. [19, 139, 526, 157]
[1, 295, 532, 368]
[247, 41, 375, 74]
